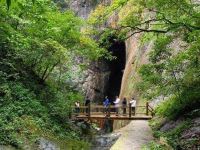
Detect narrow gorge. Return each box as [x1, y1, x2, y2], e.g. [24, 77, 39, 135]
[0, 0, 199, 150]
[68, 1, 200, 149]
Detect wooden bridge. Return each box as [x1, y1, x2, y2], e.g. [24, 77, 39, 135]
[72, 102, 154, 120]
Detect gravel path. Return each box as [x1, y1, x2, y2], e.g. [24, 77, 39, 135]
[110, 120, 154, 150]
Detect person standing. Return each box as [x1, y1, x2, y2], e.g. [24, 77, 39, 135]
[103, 96, 110, 114]
[85, 97, 90, 115]
[130, 97, 136, 115]
[122, 97, 127, 115]
[75, 101, 80, 114]
[113, 96, 120, 116]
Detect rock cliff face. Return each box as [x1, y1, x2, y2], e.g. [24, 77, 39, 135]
[66, 0, 153, 129]
[66, 0, 114, 102]
[113, 33, 154, 129]
[69, 0, 99, 19]
[67, 1, 149, 104]
[120, 33, 153, 100]
[82, 61, 110, 102]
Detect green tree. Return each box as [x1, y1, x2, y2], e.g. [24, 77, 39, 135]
[88, 0, 200, 118]
[0, 0, 107, 148]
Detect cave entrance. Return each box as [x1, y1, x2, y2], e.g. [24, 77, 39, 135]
[105, 39, 126, 102]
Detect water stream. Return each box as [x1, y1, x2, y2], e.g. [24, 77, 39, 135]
[91, 132, 121, 150]
[90, 119, 121, 150]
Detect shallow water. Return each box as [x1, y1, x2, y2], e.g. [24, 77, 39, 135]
[91, 132, 121, 150]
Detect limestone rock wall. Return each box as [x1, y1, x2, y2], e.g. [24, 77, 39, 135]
[69, 0, 99, 19]
[66, 0, 112, 102]
[66, 0, 153, 113]
[113, 34, 154, 130]
[67, 0, 151, 104]
[81, 61, 111, 102]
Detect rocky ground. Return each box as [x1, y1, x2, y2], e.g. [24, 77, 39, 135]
[158, 116, 200, 149]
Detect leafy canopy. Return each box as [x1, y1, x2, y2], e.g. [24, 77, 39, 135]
[0, 0, 107, 148]
[88, 0, 200, 118]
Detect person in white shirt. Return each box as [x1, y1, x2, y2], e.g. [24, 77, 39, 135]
[129, 97, 136, 115]
[75, 101, 80, 115]
[113, 96, 120, 116]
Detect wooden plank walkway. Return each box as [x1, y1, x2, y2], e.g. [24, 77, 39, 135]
[72, 102, 154, 120]
[76, 114, 152, 120]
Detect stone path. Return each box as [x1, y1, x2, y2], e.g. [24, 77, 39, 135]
[110, 120, 154, 150]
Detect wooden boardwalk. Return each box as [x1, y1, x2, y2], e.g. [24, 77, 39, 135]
[76, 114, 152, 120]
[72, 102, 154, 120]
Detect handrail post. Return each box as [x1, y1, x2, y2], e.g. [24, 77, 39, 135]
[108, 104, 110, 117]
[129, 103, 132, 118]
[146, 102, 149, 116]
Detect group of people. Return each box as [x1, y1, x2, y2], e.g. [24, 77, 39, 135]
[74, 96, 137, 116]
[74, 97, 90, 115]
[103, 96, 136, 116]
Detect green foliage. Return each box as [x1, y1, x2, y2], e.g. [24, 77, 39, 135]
[98, 28, 125, 48]
[142, 141, 167, 150]
[153, 120, 191, 149]
[0, 0, 105, 148]
[0, 82, 45, 146]
[166, 121, 190, 147]
[150, 116, 199, 149]
[88, 0, 200, 120]
[88, 0, 199, 149]
[48, 91, 84, 120]
[139, 32, 155, 46]
[1, 0, 108, 82]
[156, 85, 200, 119]
[149, 35, 172, 63]
[88, 0, 200, 119]
[136, 32, 200, 118]
[0, 76, 87, 147]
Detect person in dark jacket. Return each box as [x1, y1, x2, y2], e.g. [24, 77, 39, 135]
[122, 97, 127, 115]
[85, 97, 90, 115]
[103, 96, 110, 114]
[103, 96, 110, 107]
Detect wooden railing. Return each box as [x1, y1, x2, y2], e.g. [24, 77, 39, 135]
[146, 102, 155, 116]
[72, 102, 154, 119]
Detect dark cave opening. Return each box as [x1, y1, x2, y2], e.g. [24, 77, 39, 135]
[105, 40, 126, 102]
